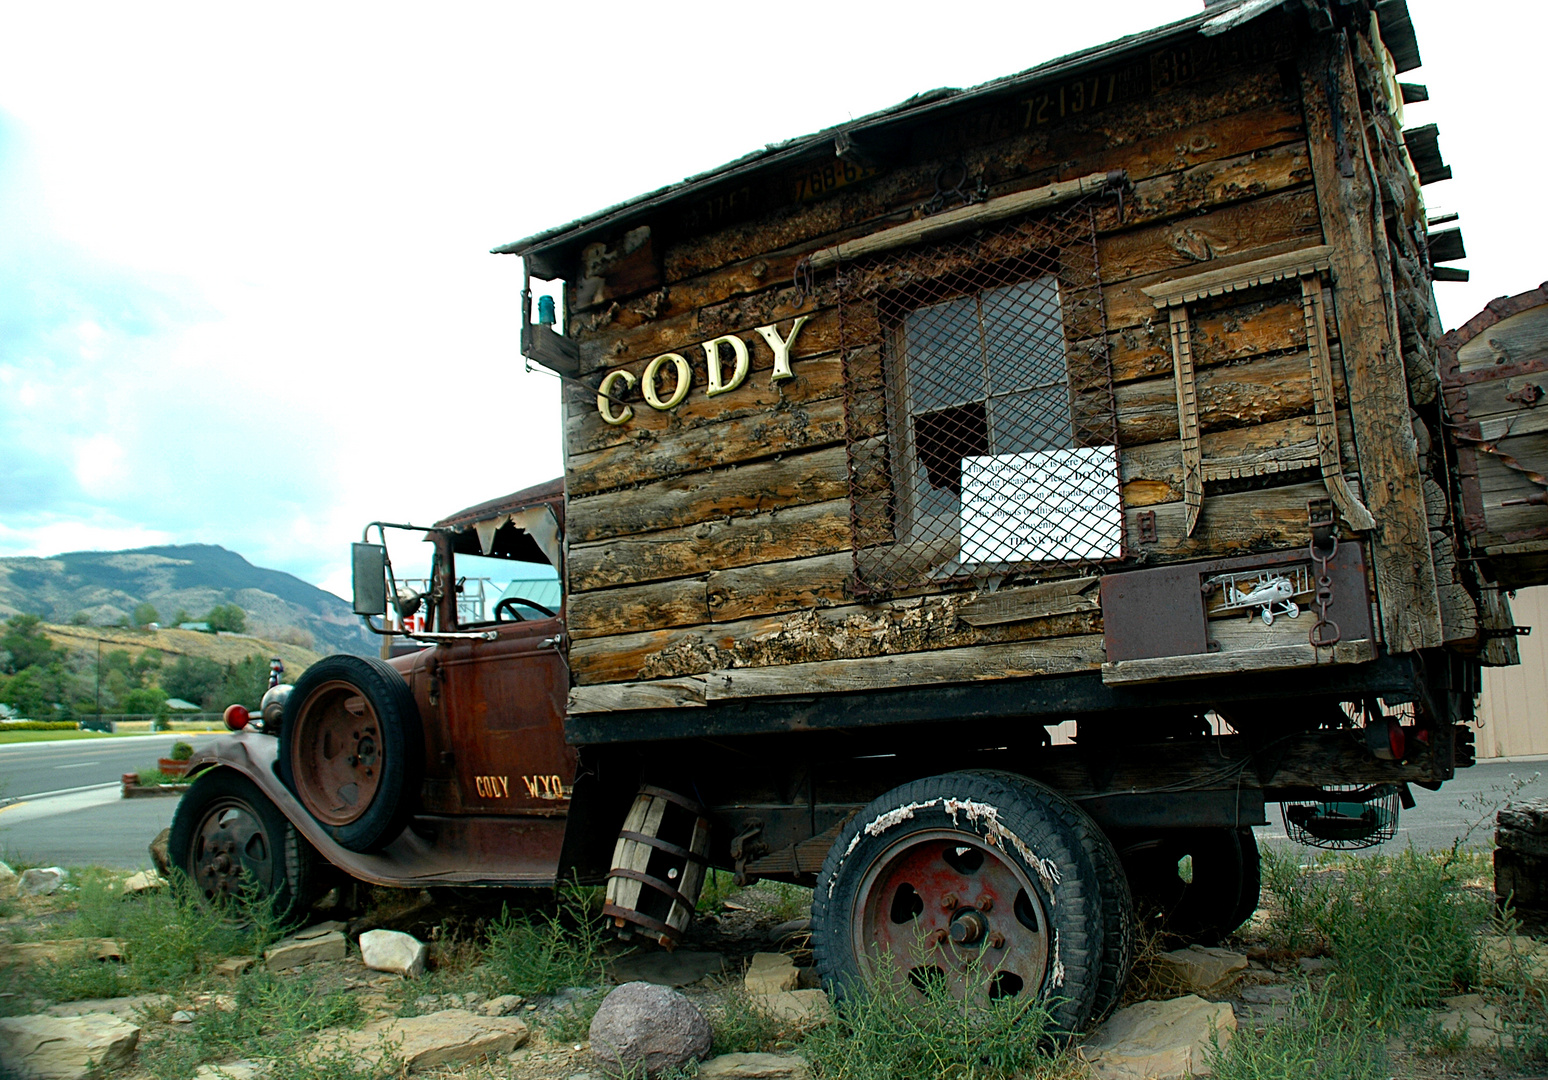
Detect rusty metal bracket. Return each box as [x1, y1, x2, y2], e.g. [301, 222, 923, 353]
[1138, 511, 1157, 544]
[1505, 383, 1544, 408]
[730, 820, 765, 887]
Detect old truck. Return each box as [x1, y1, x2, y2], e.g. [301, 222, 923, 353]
[170, 0, 1544, 1033]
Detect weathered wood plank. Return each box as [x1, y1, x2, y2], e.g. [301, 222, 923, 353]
[706, 551, 852, 624]
[703, 637, 1108, 700]
[568, 678, 707, 714]
[568, 395, 850, 498]
[958, 577, 1100, 627]
[1122, 479, 1348, 563]
[569, 498, 852, 592]
[570, 592, 1103, 687]
[567, 577, 710, 641]
[1101, 639, 1375, 685]
[1098, 289, 1321, 387]
[661, 68, 1300, 284]
[566, 446, 849, 545]
[1300, 34, 1441, 653]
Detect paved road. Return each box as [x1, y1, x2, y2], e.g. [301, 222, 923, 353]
[0, 737, 1541, 872]
[0, 734, 224, 801]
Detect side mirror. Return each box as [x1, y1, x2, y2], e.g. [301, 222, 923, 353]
[351, 543, 388, 616]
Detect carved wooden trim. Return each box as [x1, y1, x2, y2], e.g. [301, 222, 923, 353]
[1302, 274, 1377, 529]
[1168, 307, 1204, 536]
[1142, 245, 1333, 308]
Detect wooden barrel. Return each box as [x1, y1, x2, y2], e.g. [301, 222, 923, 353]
[604, 785, 711, 949]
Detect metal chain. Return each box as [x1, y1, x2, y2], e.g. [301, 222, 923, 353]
[1308, 532, 1342, 647]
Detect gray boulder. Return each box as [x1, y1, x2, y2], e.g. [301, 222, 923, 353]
[358, 929, 427, 978]
[17, 868, 67, 897]
[589, 982, 712, 1077]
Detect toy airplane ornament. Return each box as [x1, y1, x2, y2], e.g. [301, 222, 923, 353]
[1204, 565, 1313, 626]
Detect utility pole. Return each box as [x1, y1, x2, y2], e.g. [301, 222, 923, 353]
[95, 638, 102, 721]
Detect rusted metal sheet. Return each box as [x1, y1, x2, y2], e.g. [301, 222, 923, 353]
[1102, 544, 1372, 665]
[184, 733, 567, 887]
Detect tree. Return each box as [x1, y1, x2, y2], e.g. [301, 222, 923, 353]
[219, 655, 272, 709]
[119, 686, 169, 720]
[161, 655, 224, 706]
[1, 615, 61, 674]
[132, 602, 160, 628]
[0, 667, 49, 719]
[205, 604, 247, 633]
[172, 609, 193, 626]
[68, 611, 92, 626]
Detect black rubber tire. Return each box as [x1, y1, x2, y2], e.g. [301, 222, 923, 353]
[970, 771, 1137, 1023]
[1120, 828, 1256, 944]
[812, 771, 1108, 1037]
[278, 654, 422, 853]
[169, 767, 320, 925]
[1229, 827, 1262, 933]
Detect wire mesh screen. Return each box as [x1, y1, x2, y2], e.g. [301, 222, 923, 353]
[838, 197, 1120, 597]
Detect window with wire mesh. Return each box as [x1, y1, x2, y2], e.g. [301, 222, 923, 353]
[838, 199, 1120, 596]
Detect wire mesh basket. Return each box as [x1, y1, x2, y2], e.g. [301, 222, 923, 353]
[1282, 784, 1402, 849]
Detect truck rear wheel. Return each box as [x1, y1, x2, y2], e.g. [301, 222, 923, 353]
[279, 655, 422, 853]
[812, 771, 1109, 1035]
[1121, 827, 1260, 944]
[169, 767, 319, 924]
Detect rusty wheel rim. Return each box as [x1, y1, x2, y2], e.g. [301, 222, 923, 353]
[290, 680, 384, 826]
[852, 829, 1050, 1003]
[191, 798, 274, 903]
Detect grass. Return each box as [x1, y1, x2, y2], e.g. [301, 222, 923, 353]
[136, 767, 194, 786]
[1204, 983, 1388, 1080]
[2, 869, 279, 1014]
[800, 948, 1079, 1080]
[0, 730, 148, 744]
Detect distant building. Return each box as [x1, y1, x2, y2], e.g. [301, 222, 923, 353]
[177, 622, 212, 633]
[164, 698, 202, 712]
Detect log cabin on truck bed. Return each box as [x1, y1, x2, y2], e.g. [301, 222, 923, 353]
[172, 0, 1546, 1037]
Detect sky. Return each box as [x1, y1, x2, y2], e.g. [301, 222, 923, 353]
[0, 0, 1541, 600]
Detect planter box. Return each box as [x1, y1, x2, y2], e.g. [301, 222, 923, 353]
[157, 759, 191, 777]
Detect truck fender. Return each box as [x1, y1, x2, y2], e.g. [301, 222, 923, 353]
[183, 732, 416, 888]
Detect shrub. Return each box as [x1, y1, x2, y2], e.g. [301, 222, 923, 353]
[478, 887, 606, 999]
[169, 741, 194, 761]
[0, 720, 78, 731]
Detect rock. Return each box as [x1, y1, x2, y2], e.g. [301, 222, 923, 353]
[149, 828, 172, 877]
[0, 860, 16, 898]
[17, 868, 67, 897]
[589, 982, 712, 1077]
[1435, 994, 1511, 1049]
[1082, 995, 1237, 1080]
[170, 1011, 196, 1024]
[749, 990, 832, 1028]
[121, 870, 164, 895]
[336, 1009, 528, 1072]
[745, 952, 799, 995]
[0, 940, 124, 969]
[698, 1052, 812, 1080]
[0, 1013, 141, 1080]
[359, 929, 427, 979]
[1296, 956, 1329, 973]
[1238, 984, 1295, 1005]
[1155, 945, 1248, 995]
[481, 995, 524, 1017]
[44, 996, 171, 1020]
[292, 920, 347, 940]
[193, 1061, 270, 1080]
[263, 930, 345, 971]
[214, 957, 256, 979]
[608, 949, 726, 987]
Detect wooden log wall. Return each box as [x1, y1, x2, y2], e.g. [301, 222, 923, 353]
[556, 30, 1446, 712]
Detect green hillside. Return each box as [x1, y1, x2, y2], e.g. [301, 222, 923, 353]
[0, 544, 373, 657]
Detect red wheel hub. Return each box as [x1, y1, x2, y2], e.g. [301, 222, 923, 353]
[852, 830, 1050, 1002]
[290, 680, 384, 826]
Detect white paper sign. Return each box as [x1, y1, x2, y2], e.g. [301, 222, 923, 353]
[959, 446, 1123, 563]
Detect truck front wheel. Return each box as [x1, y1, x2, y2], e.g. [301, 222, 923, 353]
[812, 771, 1112, 1035]
[169, 768, 320, 924]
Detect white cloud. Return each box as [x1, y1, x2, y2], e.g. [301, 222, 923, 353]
[71, 434, 128, 496]
[0, 516, 173, 558]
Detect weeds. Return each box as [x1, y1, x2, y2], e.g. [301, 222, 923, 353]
[478, 885, 606, 999]
[139, 971, 365, 1080]
[802, 949, 1075, 1080]
[707, 983, 794, 1056]
[1204, 984, 1387, 1080]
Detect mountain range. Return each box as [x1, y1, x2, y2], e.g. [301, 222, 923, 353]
[0, 544, 373, 657]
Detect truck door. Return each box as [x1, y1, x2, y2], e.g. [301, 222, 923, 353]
[436, 570, 574, 815]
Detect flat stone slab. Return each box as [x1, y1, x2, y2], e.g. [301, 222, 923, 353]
[745, 952, 800, 995]
[43, 995, 171, 1020]
[698, 1052, 812, 1079]
[608, 949, 727, 988]
[0, 940, 124, 969]
[193, 1061, 270, 1080]
[213, 957, 256, 979]
[1435, 994, 1512, 1049]
[0, 1012, 141, 1080]
[264, 930, 346, 971]
[1083, 995, 1237, 1080]
[334, 1009, 529, 1072]
[749, 990, 832, 1027]
[1155, 945, 1248, 996]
